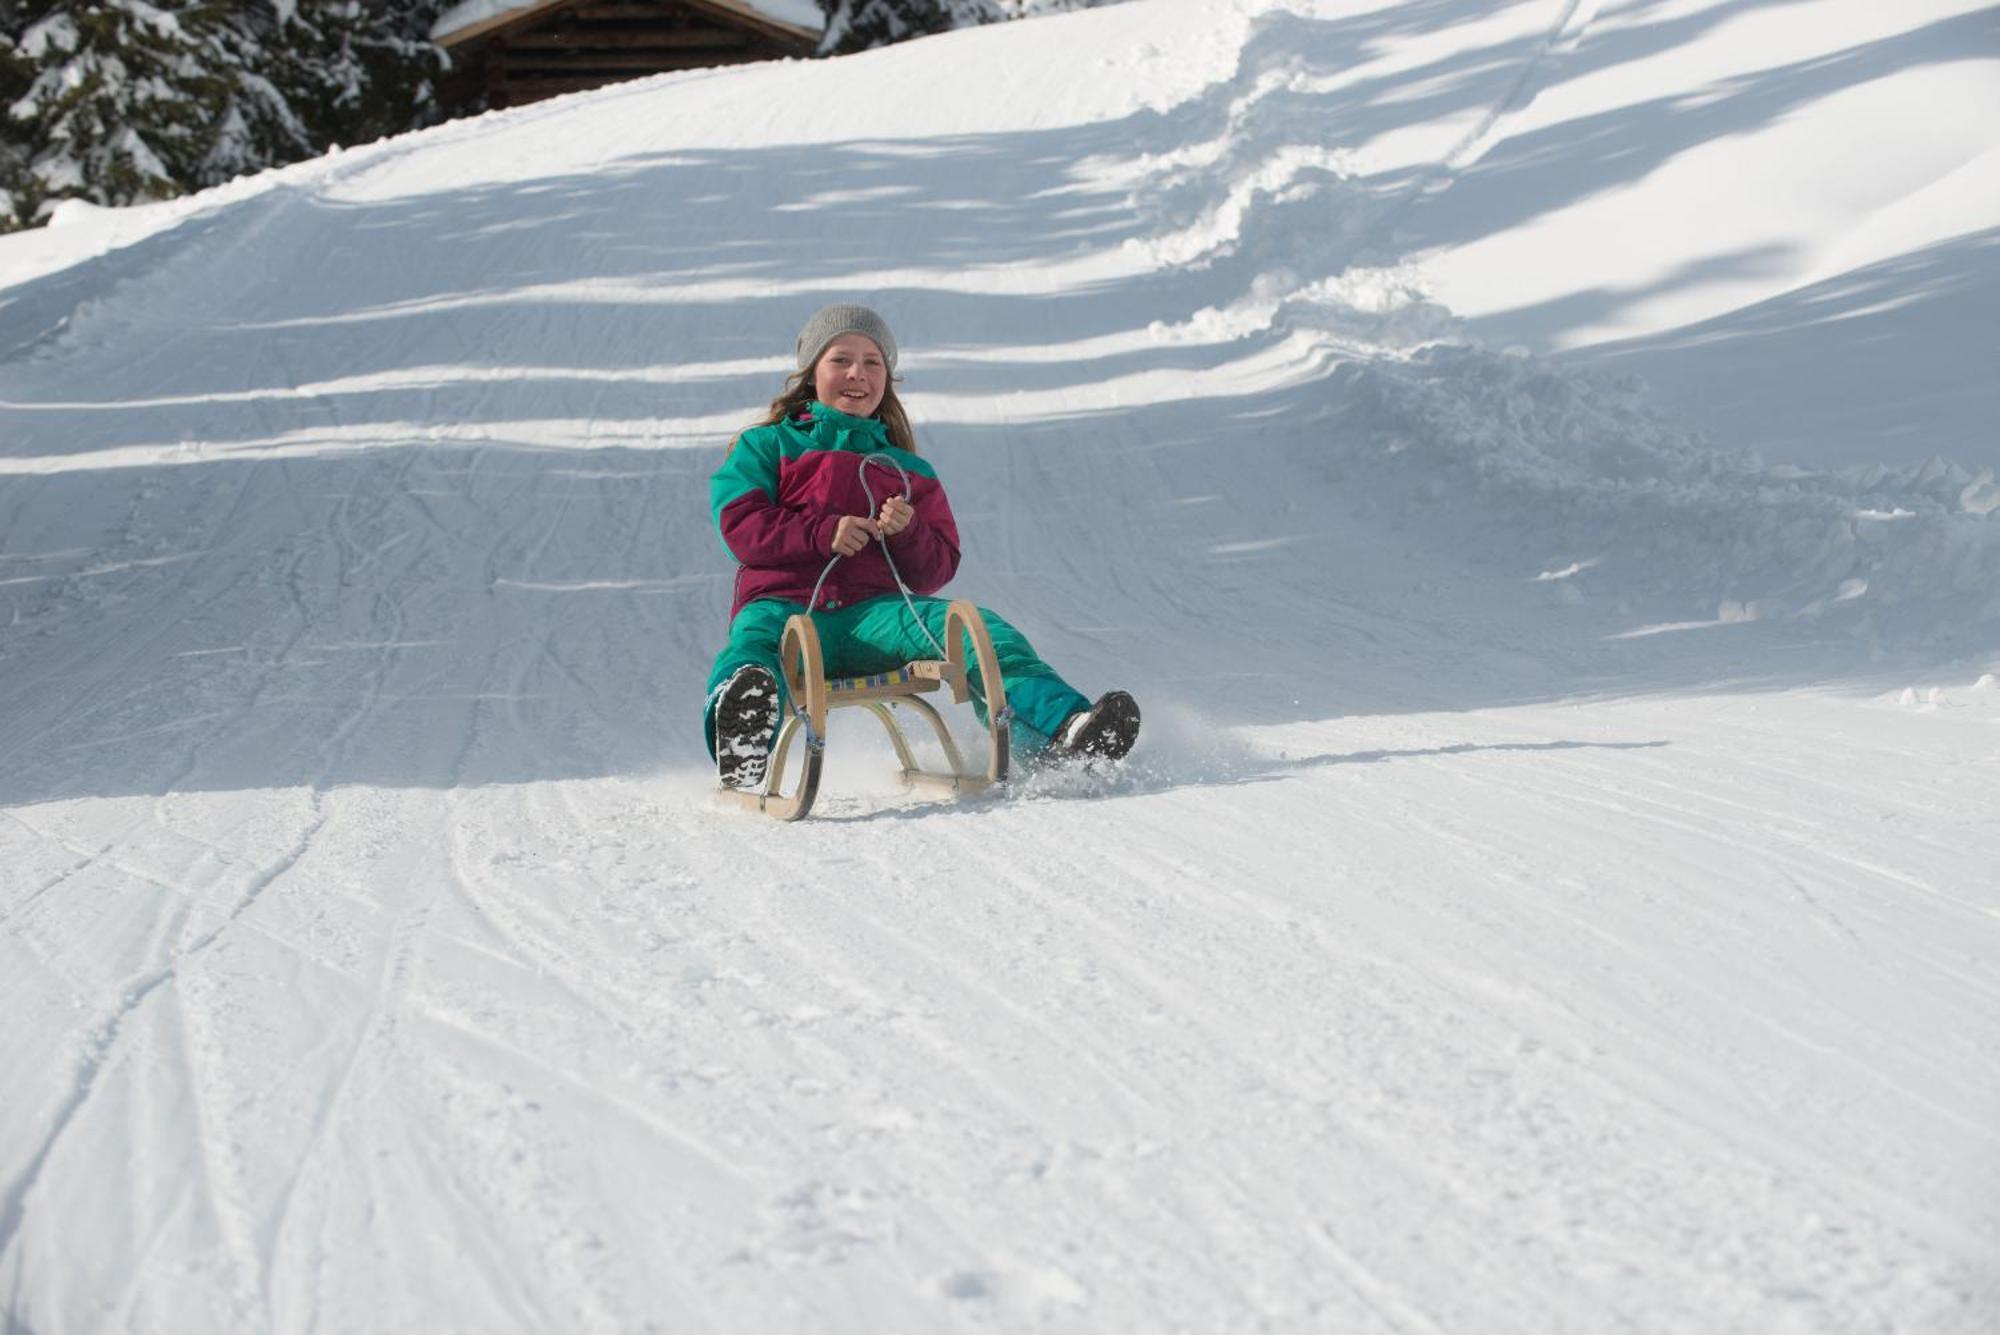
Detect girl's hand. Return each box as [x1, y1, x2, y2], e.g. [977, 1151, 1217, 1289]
[831, 514, 879, 557]
[877, 496, 914, 538]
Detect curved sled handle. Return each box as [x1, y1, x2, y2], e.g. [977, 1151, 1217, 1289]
[754, 612, 826, 821]
[943, 600, 1010, 786]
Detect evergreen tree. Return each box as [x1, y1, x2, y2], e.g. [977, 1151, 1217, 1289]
[245, 2, 447, 159]
[203, 7, 312, 184]
[0, 17, 30, 221]
[2, 1, 232, 227]
[818, 0, 994, 56]
[198, 2, 449, 187]
[0, 0, 448, 232]
[817, 0, 1108, 55]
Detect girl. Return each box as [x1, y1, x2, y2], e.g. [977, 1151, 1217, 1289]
[704, 303, 1140, 791]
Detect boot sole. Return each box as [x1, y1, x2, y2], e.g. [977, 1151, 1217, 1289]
[715, 669, 779, 790]
[1064, 690, 1140, 761]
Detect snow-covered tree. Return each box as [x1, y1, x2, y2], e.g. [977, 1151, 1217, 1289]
[0, 20, 29, 221]
[817, 0, 1110, 56]
[238, 2, 447, 163]
[203, 9, 312, 184]
[818, 0, 986, 55]
[2, 1, 231, 226]
[0, 0, 448, 231]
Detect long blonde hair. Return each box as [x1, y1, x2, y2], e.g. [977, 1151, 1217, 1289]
[729, 369, 918, 455]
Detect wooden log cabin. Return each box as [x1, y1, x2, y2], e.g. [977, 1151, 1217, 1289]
[433, 0, 823, 110]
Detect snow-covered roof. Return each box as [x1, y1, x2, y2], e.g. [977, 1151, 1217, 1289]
[431, 0, 823, 46]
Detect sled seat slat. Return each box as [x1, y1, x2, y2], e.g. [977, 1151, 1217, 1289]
[824, 659, 958, 704]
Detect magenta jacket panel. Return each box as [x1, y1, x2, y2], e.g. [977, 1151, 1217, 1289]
[710, 402, 960, 619]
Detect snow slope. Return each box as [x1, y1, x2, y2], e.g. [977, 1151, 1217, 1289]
[1410, 0, 2000, 467]
[2, 1, 1996, 1332]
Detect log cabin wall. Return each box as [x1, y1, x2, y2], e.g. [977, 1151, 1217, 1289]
[438, 0, 818, 111]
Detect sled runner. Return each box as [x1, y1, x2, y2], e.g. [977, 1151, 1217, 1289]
[723, 599, 1011, 821]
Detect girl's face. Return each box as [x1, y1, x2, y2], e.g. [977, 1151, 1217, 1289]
[812, 334, 889, 418]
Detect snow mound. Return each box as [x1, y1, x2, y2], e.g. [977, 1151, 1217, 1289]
[1323, 346, 2000, 644]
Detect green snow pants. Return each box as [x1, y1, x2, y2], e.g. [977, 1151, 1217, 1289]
[703, 594, 1091, 758]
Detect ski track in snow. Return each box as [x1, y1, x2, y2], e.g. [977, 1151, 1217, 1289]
[2, 0, 1998, 1331]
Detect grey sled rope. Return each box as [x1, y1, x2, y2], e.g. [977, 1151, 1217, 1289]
[791, 452, 1015, 750]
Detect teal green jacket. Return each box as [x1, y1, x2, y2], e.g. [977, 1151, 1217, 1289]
[711, 401, 960, 617]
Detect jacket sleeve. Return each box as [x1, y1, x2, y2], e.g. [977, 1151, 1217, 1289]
[884, 477, 961, 595]
[711, 431, 839, 566]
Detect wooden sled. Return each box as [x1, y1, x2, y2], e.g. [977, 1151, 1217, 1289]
[723, 599, 1011, 821]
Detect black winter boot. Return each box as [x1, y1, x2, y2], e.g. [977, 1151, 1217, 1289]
[1049, 690, 1141, 762]
[714, 665, 779, 790]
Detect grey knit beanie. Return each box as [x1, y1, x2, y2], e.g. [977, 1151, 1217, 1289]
[795, 303, 898, 374]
